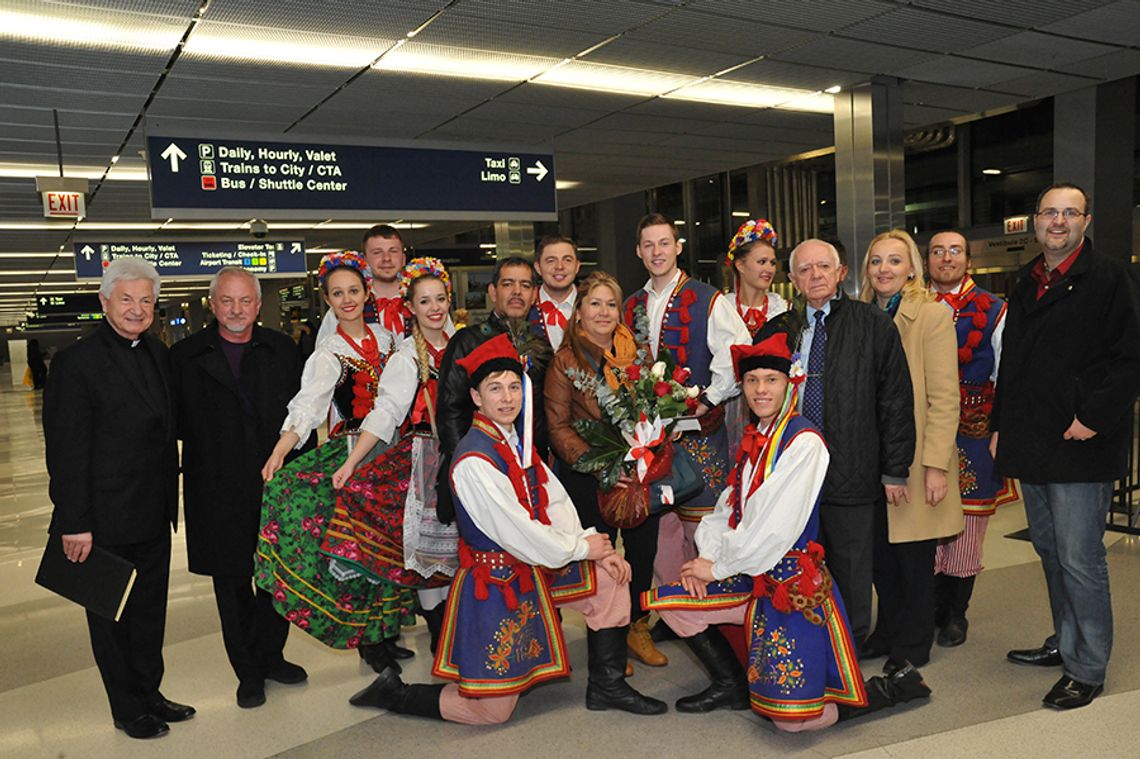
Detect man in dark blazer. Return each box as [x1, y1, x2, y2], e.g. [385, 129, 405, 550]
[170, 267, 311, 709]
[43, 257, 194, 740]
[993, 183, 1140, 710]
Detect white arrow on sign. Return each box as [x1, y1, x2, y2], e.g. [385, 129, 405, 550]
[290, 242, 302, 254]
[80, 245, 95, 260]
[526, 160, 548, 182]
[160, 142, 188, 173]
[39, 297, 47, 305]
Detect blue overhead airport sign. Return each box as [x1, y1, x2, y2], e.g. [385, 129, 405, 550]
[74, 240, 306, 280]
[145, 134, 557, 221]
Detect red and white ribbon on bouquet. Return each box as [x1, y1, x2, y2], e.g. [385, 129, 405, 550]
[622, 413, 667, 483]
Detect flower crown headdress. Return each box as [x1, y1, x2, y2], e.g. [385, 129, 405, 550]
[317, 251, 372, 287]
[399, 256, 452, 300]
[726, 218, 778, 265]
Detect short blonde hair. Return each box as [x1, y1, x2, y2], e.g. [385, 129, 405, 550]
[860, 229, 930, 304]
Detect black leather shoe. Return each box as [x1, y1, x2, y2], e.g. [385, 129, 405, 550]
[144, 695, 195, 723]
[883, 657, 906, 676]
[114, 714, 169, 739]
[584, 627, 668, 715]
[1043, 676, 1103, 709]
[359, 643, 401, 674]
[1007, 645, 1062, 667]
[937, 617, 968, 647]
[384, 639, 416, 660]
[266, 659, 308, 685]
[236, 681, 266, 709]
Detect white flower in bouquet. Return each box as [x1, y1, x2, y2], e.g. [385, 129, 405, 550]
[650, 361, 667, 380]
[687, 385, 700, 399]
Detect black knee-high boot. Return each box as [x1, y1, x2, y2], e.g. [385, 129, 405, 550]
[585, 627, 668, 715]
[349, 667, 444, 719]
[422, 605, 446, 655]
[836, 662, 932, 721]
[358, 641, 401, 674]
[676, 628, 750, 712]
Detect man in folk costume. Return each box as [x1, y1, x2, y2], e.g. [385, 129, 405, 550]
[528, 234, 581, 351]
[349, 334, 667, 722]
[926, 230, 1016, 648]
[624, 213, 751, 615]
[643, 334, 930, 727]
[315, 224, 411, 345]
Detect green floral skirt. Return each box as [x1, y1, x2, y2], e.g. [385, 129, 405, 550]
[255, 438, 416, 649]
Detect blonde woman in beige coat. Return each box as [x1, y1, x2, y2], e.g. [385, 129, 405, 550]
[858, 229, 963, 675]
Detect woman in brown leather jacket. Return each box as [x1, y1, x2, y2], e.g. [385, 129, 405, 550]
[545, 271, 669, 671]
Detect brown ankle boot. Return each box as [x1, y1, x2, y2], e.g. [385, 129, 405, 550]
[627, 616, 668, 666]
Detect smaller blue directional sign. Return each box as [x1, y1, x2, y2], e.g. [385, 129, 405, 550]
[145, 134, 557, 221]
[74, 240, 306, 280]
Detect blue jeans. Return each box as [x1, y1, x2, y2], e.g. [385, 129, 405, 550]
[1021, 481, 1113, 685]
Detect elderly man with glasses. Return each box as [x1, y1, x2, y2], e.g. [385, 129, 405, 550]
[991, 182, 1140, 710]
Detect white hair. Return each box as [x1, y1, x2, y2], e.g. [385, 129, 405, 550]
[209, 266, 262, 300]
[788, 238, 842, 273]
[99, 257, 160, 299]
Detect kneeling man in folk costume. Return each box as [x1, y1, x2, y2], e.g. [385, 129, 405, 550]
[350, 333, 666, 722]
[644, 333, 930, 730]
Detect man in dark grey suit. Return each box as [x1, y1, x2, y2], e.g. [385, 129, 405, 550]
[171, 266, 310, 709]
[44, 257, 194, 740]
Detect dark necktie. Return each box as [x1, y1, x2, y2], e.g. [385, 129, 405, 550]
[803, 310, 826, 430]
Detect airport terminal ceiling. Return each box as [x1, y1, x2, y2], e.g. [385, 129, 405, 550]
[2, 0, 1140, 325]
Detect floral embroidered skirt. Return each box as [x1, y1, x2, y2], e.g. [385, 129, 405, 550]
[255, 438, 416, 649]
[644, 573, 867, 719]
[322, 431, 457, 587]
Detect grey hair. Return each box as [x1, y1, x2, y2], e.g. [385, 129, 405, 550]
[99, 257, 161, 299]
[209, 266, 262, 300]
[788, 238, 841, 273]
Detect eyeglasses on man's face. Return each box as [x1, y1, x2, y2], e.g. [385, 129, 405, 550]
[1036, 208, 1088, 220]
[929, 246, 965, 258]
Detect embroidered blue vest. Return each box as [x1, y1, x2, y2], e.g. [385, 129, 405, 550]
[955, 288, 1005, 386]
[623, 274, 718, 388]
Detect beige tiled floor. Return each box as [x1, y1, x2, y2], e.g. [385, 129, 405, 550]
[3, 367, 1138, 759]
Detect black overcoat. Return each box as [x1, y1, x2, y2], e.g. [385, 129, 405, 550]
[170, 322, 309, 575]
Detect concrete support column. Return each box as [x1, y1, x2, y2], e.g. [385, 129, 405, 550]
[494, 221, 535, 259]
[833, 76, 906, 293]
[1054, 77, 1136, 261]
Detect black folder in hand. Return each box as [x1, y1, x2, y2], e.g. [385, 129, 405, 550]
[35, 539, 137, 622]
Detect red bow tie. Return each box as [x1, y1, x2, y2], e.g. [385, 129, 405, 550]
[375, 296, 410, 334]
[538, 300, 568, 329]
[740, 424, 768, 467]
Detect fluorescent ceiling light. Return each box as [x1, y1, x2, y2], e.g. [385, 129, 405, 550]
[186, 31, 384, 68]
[774, 92, 835, 114]
[666, 79, 816, 109]
[375, 44, 554, 81]
[982, 168, 1002, 175]
[555, 180, 580, 190]
[0, 270, 76, 276]
[0, 253, 61, 259]
[824, 85, 842, 94]
[731, 211, 750, 217]
[535, 61, 697, 97]
[0, 9, 182, 52]
[0, 163, 148, 181]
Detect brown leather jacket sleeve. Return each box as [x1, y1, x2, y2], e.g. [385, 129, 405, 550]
[545, 349, 591, 465]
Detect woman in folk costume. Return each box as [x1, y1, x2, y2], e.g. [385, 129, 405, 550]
[348, 334, 667, 723]
[545, 271, 668, 671]
[256, 251, 415, 669]
[722, 218, 789, 461]
[643, 333, 867, 730]
[859, 229, 962, 674]
[324, 258, 459, 658]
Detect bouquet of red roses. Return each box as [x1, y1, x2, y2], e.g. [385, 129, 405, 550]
[565, 304, 700, 527]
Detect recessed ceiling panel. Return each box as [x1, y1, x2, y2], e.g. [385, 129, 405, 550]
[903, 103, 970, 126]
[960, 31, 1119, 69]
[900, 81, 1028, 112]
[201, 0, 446, 38]
[453, 0, 663, 35]
[728, 59, 866, 91]
[627, 10, 820, 57]
[771, 37, 936, 75]
[1065, 49, 1140, 79]
[991, 71, 1102, 98]
[1037, 0, 1140, 46]
[461, 100, 609, 130]
[693, 0, 897, 34]
[894, 56, 1039, 89]
[842, 7, 1015, 52]
[411, 8, 607, 57]
[908, 0, 1117, 26]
